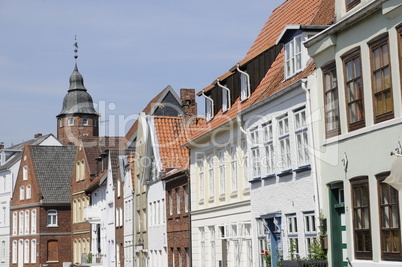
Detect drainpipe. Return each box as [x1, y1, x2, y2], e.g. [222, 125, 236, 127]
[236, 64, 251, 99]
[301, 78, 322, 221]
[201, 91, 214, 120]
[216, 79, 231, 111]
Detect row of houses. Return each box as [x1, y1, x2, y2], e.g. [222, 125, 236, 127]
[1, 0, 402, 266]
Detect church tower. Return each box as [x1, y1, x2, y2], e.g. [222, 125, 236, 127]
[56, 39, 99, 145]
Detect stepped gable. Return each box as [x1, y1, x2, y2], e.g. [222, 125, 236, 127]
[29, 145, 77, 204]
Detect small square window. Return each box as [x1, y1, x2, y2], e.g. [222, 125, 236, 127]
[82, 118, 89, 126]
[68, 118, 74, 126]
[47, 210, 58, 227]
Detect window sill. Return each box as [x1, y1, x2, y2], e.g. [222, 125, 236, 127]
[47, 225, 58, 228]
[46, 261, 59, 263]
[262, 174, 276, 179]
[243, 188, 250, 195]
[294, 165, 311, 173]
[278, 169, 292, 177]
[250, 177, 262, 183]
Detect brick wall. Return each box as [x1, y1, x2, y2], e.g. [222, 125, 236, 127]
[57, 115, 99, 146]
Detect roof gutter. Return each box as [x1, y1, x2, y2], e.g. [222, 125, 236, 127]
[305, 0, 387, 48]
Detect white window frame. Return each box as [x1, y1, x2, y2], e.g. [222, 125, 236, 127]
[24, 239, 29, 263]
[31, 239, 36, 263]
[13, 212, 17, 235]
[19, 211, 24, 235]
[208, 155, 214, 199]
[230, 146, 238, 193]
[47, 209, 58, 227]
[238, 68, 251, 101]
[251, 147, 261, 178]
[24, 210, 30, 234]
[26, 184, 31, 199]
[23, 166, 28, 181]
[218, 149, 226, 195]
[68, 117, 74, 126]
[294, 109, 309, 167]
[204, 94, 214, 122]
[285, 35, 302, 78]
[12, 240, 17, 263]
[82, 117, 89, 126]
[278, 115, 291, 170]
[31, 209, 36, 234]
[241, 140, 249, 189]
[20, 186, 25, 201]
[287, 214, 299, 257]
[169, 191, 173, 216]
[198, 158, 205, 202]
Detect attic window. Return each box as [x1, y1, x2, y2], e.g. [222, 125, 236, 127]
[285, 35, 302, 78]
[202, 92, 214, 122]
[238, 68, 250, 101]
[217, 80, 231, 113]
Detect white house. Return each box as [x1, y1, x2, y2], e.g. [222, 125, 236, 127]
[305, 0, 402, 266]
[0, 134, 60, 267]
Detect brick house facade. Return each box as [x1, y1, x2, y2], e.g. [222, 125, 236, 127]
[10, 145, 76, 267]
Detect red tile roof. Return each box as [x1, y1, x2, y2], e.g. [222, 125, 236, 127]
[153, 116, 205, 170]
[190, 0, 334, 142]
[124, 87, 174, 144]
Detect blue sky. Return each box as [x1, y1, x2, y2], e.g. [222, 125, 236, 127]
[0, 0, 283, 147]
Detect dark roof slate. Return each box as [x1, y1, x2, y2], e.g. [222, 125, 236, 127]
[29, 145, 77, 204]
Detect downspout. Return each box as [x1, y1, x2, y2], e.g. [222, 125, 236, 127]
[216, 79, 231, 111]
[236, 64, 251, 99]
[201, 91, 214, 120]
[301, 78, 321, 220]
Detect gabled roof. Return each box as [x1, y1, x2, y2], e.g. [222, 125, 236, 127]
[190, 0, 335, 142]
[29, 145, 77, 204]
[124, 85, 181, 146]
[152, 116, 205, 171]
[79, 136, 125, 176]
[0, 134, 59, 171]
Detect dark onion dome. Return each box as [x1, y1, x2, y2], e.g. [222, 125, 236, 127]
[58, 64, 98, 116]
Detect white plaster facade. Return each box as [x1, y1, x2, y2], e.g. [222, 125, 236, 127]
[0, 134, 60, 267]
[86, 153, 116, 267]
[241, 84, 319, 266]
[120, 156, 135, 267]
[189, 124, 253, 267]
[305, 1, 402, 266]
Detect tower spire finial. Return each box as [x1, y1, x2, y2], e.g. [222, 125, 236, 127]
[74, 35, 78, 61]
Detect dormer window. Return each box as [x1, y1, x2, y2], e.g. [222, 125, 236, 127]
[203, 92, 214, 122]
[217, 80, 231, 113]
[285, 35, 303, 78]
[237, 66, 250, 101]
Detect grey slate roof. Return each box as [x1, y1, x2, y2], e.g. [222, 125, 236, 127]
[57, 64, 98, 116]
[0, 134, 56, 171]
[29, 145, 77, 204]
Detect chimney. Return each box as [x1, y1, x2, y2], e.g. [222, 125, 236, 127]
[180, 89, 197, 125]
[34, 133, 42, 138]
